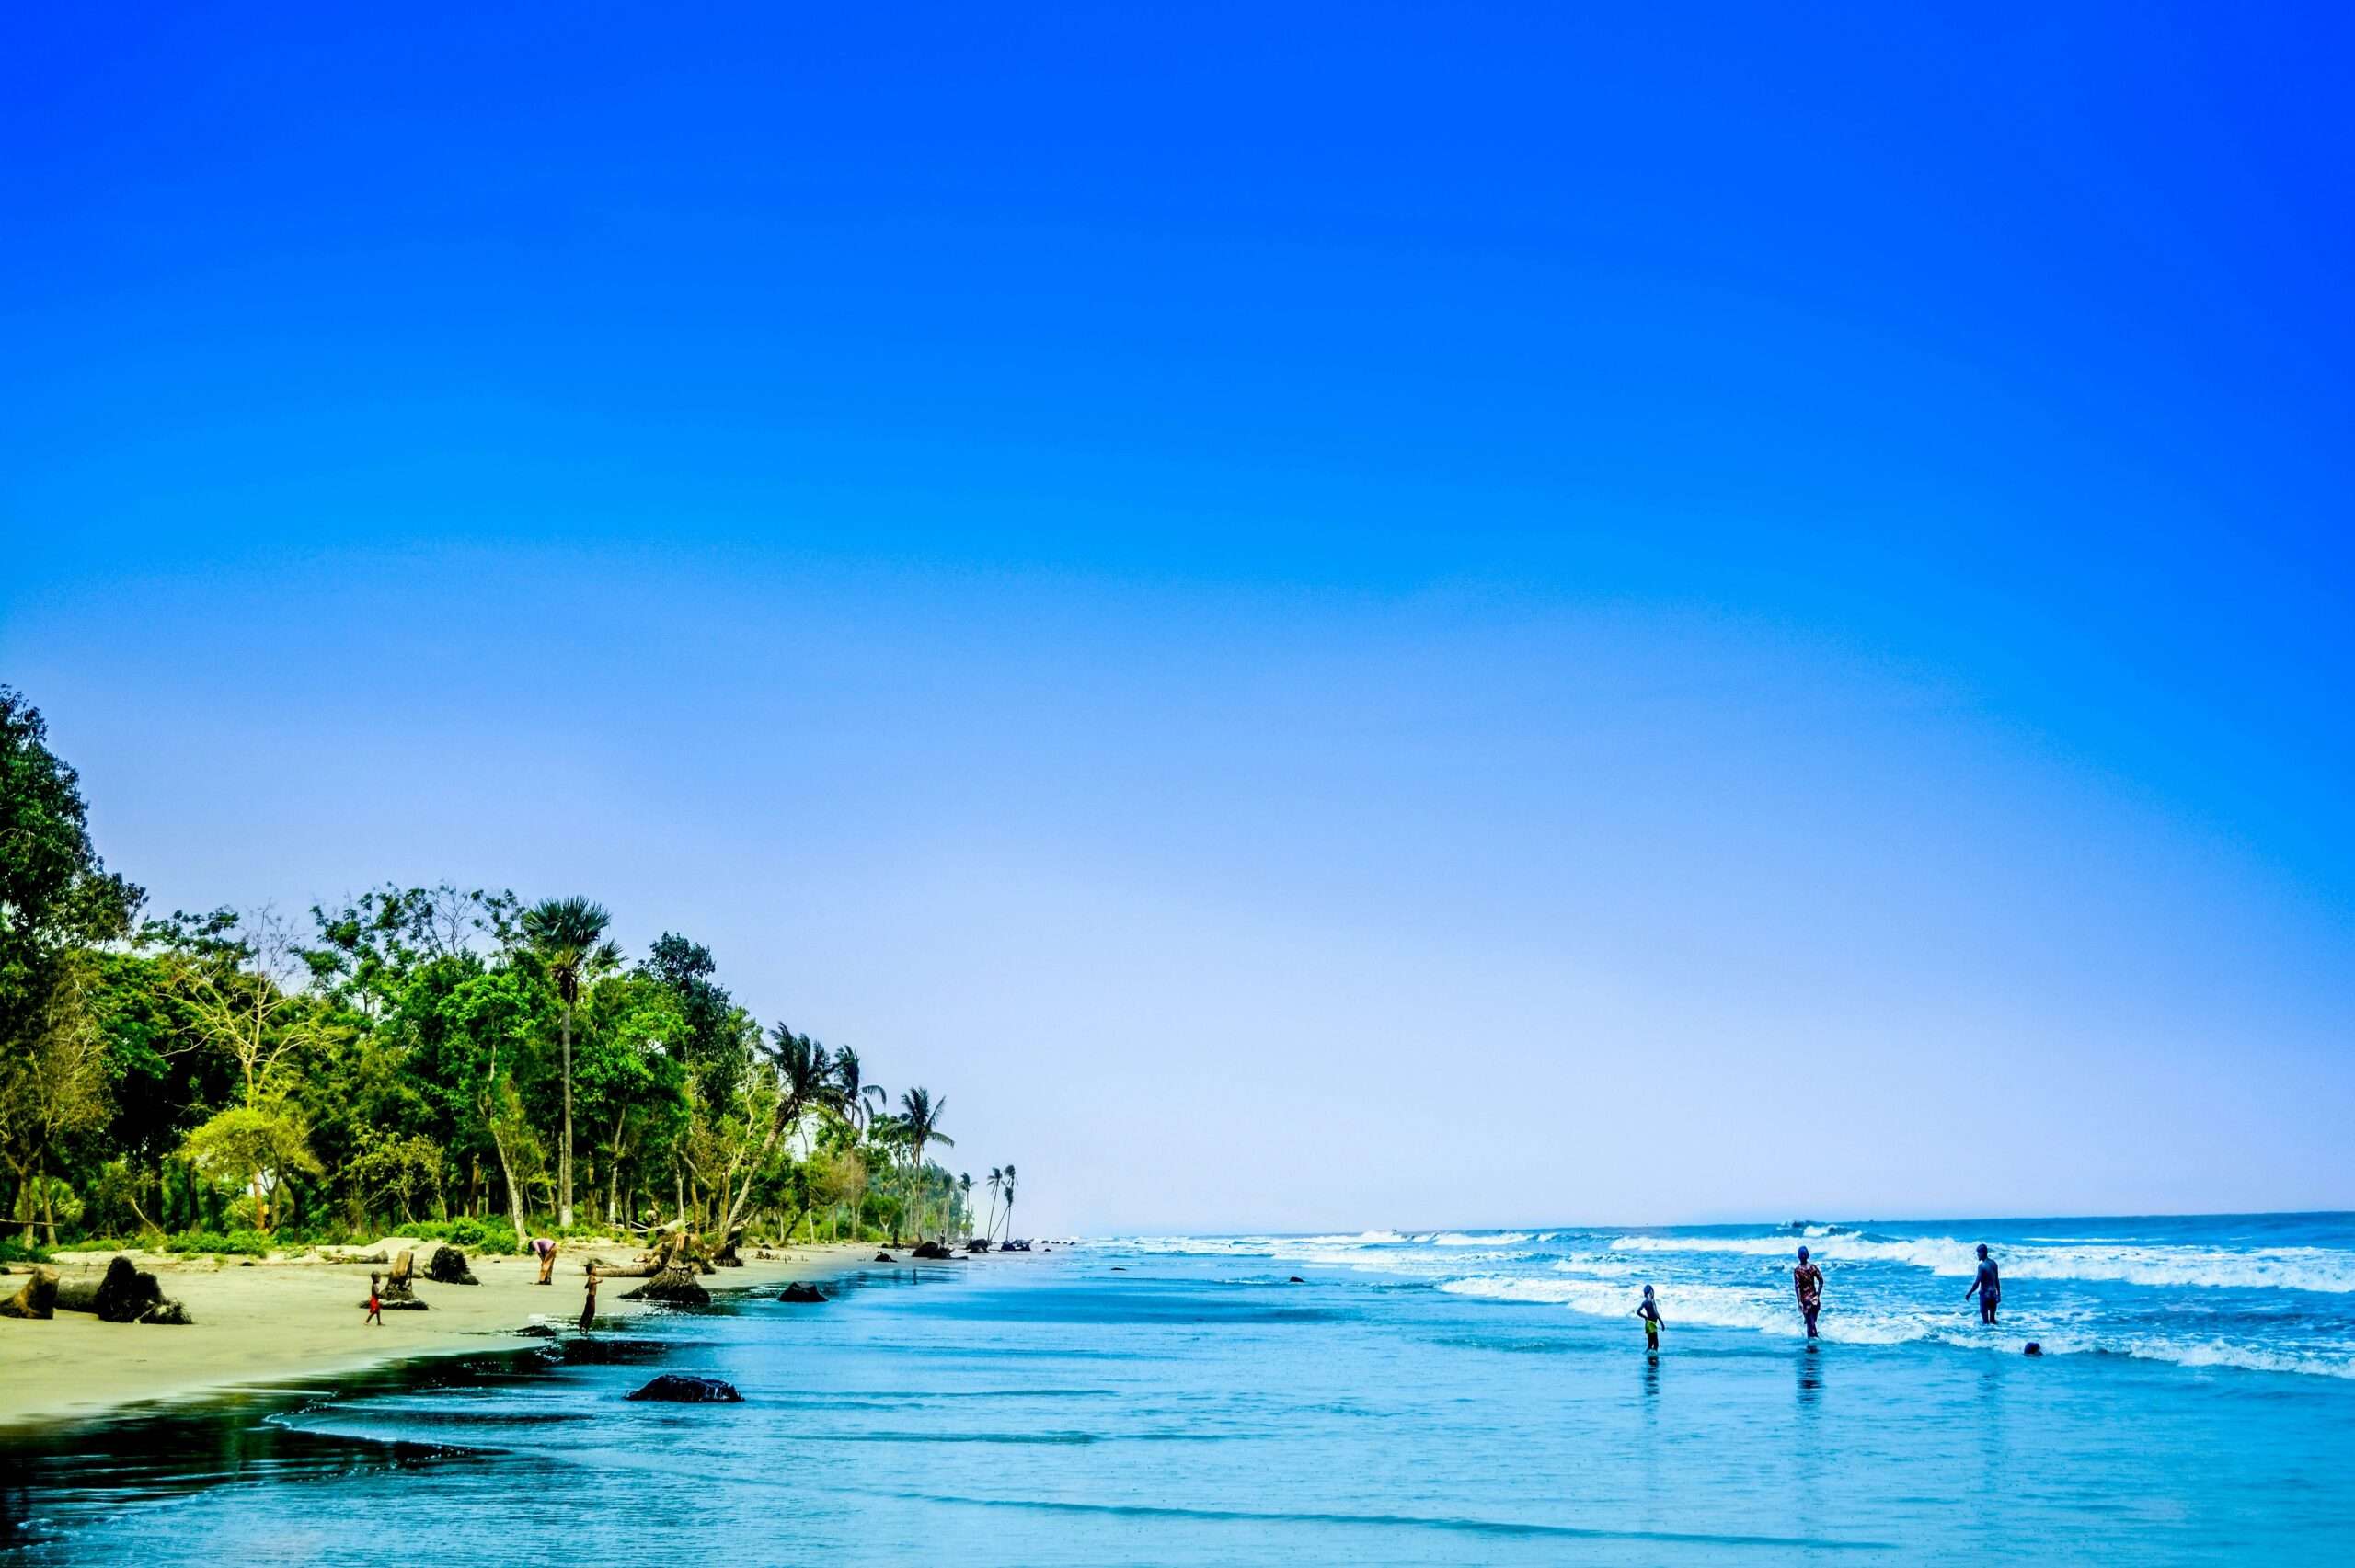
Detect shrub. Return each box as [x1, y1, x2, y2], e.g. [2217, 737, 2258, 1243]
[163, 1231, 233, 1254]
[162, 1230, 272, 1256]
[0, 1237, 51, 1265]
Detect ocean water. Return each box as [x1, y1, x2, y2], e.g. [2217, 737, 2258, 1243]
[5, 1214, 2351, 1563]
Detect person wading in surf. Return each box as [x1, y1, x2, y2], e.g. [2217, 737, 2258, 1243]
[1633, 1284, 1665, 1353]
[1966, 1243, 2001, 1324]
[1794, 1246, 1824, 1340]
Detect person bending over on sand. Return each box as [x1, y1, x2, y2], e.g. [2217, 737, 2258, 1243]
[1634, 1285, 1664, 1352]
[579, 1271, 599, 1334]
[365, 1274, 384, 1327]
[531, 1235, 558, 1286]
[1966, 1244, 2001, 1324]
[1794, 1247, 1824, 1340]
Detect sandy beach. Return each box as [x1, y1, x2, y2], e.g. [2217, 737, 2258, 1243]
[0, 1241, 869, 1432]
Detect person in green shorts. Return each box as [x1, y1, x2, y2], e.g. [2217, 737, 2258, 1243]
[1634, 1284, 1664, 1351]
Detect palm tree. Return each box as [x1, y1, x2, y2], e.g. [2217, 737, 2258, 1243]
[958, 1173, 973, 1240]
[718, 1024, 844, 1243]
[997, 1162, 1017, 1242]
[834, 1046, 888, 1140]
[896, 1088, 952, 1241]
[983, 1166, 1004, 1242]
[521, 896, 617, 1230]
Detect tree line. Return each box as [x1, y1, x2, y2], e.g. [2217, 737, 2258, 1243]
[0, 684, 1023, 1256]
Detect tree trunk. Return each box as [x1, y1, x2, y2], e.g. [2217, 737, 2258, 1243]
[489, 1127, 529, 1246]
[558, 1000, 574, 1229]
[716, 1089, 805, 1245]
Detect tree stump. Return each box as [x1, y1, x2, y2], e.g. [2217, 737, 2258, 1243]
[425, 1246, 479, 1285]
[139, 1299, 192, 1325]
[621, 1265, 711, 1307]
[0, 1267, 58, 1320]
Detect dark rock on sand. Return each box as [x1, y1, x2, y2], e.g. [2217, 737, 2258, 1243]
[874, 1252, 896, 1262]
[426, 1246, 479, 1286]
[626, 1374, 742, 1403]
[516, 1322, 559, 1338]
[139, 1299, 192, 1325]
[911, 1241, 954, 1260]
[777, 1282, 828, 1303]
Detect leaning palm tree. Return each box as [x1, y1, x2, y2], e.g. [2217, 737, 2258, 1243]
[718, 1024, 844, 1243]
[521, 896, 618, 1229]
[958, 1173, 973, 1239]
[983, 1166, 1004, 1242]
[833, 1046, 888, 1140]
[896, 1088, 953, 1241]
[997, 1162, 1017, 1242]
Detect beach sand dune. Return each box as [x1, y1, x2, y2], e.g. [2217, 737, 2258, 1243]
[0, 1242, 864, 1431]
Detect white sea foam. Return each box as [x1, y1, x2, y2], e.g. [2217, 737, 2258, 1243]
[1603, 1234, 2355, 1293]
[1420, 1231, 1533, 1247]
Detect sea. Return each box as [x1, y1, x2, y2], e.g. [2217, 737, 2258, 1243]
[5, 1213, 2350, 1563]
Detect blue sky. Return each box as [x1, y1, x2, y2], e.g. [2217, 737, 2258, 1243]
[5, 6, 2350, 1231]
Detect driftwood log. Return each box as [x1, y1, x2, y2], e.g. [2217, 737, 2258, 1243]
[56, 1256, 165, 1322]
[0, 1267, 58, 1319]
[601, 1230, 714, 1307]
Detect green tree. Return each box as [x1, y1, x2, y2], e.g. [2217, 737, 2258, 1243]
[521, 897, 617, 1230]
[1, 687, 142, 1234]
[895, 1088, 952, 1242]
[718, 1024, 844, 1242]
[180, 1103, 323, 1233]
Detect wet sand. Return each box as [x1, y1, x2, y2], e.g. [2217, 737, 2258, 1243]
[0, 1240, 868, 1431]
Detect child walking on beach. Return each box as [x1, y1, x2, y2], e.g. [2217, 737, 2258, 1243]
[1634, 1285, 1664, 1352]
[364, 1274, 384, 1327]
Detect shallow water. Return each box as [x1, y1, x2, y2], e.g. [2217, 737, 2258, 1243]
[6, 1215, 2351, 1563]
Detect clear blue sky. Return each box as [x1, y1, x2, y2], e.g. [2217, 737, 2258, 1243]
[5, 6, 2350, 1232]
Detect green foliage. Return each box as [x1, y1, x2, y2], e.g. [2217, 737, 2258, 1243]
[406, 1215, 523, 1253]
[2, 683, 1017, 1263]
[162, 1229, 270, 1256]
[343, 1129, 443, 1223]
[0, 1235, 52, 1264]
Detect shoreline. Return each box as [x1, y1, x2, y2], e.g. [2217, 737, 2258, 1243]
[0, 1240, 876, 1434]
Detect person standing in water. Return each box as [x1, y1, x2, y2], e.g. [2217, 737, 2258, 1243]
[1794, 1246, 1824, 1340]
[1966, 1243, 2001, 1324]
[579, 1270, 599, 1333]
[1633, 1285, 1665, 1352]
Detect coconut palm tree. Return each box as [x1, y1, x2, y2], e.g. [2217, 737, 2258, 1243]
[833, 1046, 888, 1139]
[521, 896, 618, 1229]
[896, 1088, 952, 1241]
[997, 1162, 1017, 1242]
[718, 1024, 844, 1243]
[958, 1172, 973, 1239]
[983, 1166, 1004, 1242]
